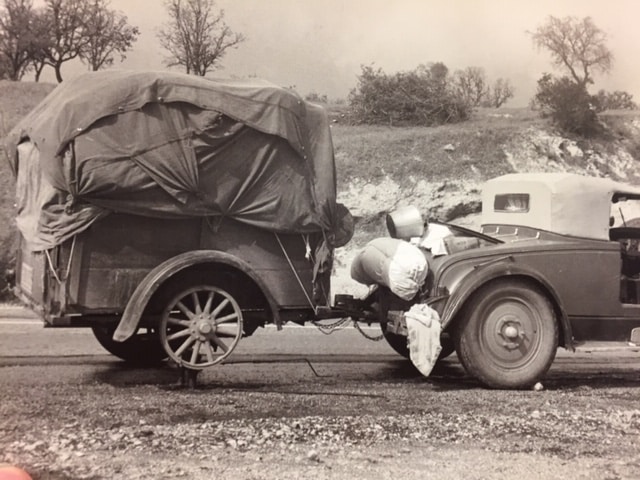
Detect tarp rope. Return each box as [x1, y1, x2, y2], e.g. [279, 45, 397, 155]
[274, 232, 317, 314]
[274, 232, 383, 342]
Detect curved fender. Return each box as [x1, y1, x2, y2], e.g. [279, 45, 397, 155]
[439, 259, 574, 350]
[112, 250, 280, 342]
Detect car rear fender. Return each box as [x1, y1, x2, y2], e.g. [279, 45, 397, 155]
[440, 260, 573, 350]
[112, 250, 280, 342]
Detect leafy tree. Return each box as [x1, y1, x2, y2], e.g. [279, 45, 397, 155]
[158, 0, 245, 76]
[533, 73, 600, 135]
[453, 66, 488, 107]
[0, 0, 38, 80]
[483, 78, 514, 108]
[79, 0, 139, 71]
[530, 16, 613, 88]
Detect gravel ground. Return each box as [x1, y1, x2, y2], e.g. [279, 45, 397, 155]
[2, 354, 640, 479]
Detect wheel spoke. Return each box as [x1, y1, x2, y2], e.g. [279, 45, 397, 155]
[216, 325, 240, 337]
[210, 334, 229, 353]
[167, 328, 191, 341]
[167, 316, 190, 328]
[204, 342, 215, 363]
[190, 340, 201, 364]
[215, 312, 239, 324]
[176, 301, 195, 319]
[203, 291, 214, 314]
[192, 292, 202, 314]
[211, 298, 230, 317]
[175, 335, 196, 357]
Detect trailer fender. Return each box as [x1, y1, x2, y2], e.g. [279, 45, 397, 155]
[112, 250, 280, 342]
[440, 260, 573, 350]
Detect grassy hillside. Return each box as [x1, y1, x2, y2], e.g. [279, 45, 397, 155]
[332, 108, 547, 188]
[1, 81, 640, 300]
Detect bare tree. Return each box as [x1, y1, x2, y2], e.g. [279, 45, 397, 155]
[530, 16, 613, 88]
[483, 78, 514, 108]
[80, 0, 139, 71]
[28, 9, 50, 81]
[0, 0, 38, 80]
[453, 66, 488, 106]
[41, 0, 90, 82]
[158, 0, 245, 76]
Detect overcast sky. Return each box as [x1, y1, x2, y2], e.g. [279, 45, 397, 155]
[44, 0, 640, 107]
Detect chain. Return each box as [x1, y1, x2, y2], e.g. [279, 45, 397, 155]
[353, 319, 384, 341]
[312, 317, 384, 341]
[312, 317, 351, 335]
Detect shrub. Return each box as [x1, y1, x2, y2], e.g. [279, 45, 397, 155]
[348, 64, 471, 126]
[593, 89, 637, 111]
[533, 74, 601, 136]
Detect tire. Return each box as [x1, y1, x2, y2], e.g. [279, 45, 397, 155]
[381, 323, 411, 358]
[92, 325, 167, 366]
[377, 287, 455, 361]
[438, 333, 456, 360]
[454, 279, 558, 389]
[381, 319, 456, 361]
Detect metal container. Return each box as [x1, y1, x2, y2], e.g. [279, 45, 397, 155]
[386, 205, 425, 239]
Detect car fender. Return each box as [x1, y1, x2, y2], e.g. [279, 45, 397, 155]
[439, 257, 574, 350]
[112, 250, 280, 342]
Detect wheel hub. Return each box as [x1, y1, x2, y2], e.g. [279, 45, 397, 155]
[189, 314, 216, 341]
[496, 315, 525, 350]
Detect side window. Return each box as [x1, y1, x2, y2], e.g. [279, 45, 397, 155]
[494, 193, 529, 213]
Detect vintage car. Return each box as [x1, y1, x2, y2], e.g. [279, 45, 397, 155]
[376, 172, 640, 389]
[4, 70, 352, 381]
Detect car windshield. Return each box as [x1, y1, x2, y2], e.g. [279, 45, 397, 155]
[611, 197, 640, 228]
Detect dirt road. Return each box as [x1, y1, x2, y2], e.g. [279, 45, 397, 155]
[1, 317, 640, 479]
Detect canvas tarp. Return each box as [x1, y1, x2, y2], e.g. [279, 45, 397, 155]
[3, 70, 352, 251]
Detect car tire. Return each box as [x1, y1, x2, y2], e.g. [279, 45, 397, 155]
[381, 324, 410, 358]
[454, 279, 558, 389]
[438, 333, 456, 360]
[92, 325, 168, 366]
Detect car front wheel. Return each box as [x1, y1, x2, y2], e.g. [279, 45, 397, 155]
[454, 279, 558, 389]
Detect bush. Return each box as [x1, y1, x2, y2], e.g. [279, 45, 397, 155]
[533, 74, 601, 136]
[593, 89, 637, 111]
[348, 64, 471, 126]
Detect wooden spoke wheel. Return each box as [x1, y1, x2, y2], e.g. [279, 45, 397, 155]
[160, 285, 243, 369]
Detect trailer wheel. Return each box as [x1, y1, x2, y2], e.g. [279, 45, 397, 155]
[91, 326, 167, 365]
[160, 284, 243, 369]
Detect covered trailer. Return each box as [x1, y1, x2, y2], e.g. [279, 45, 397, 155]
[4, 70, 353, 372]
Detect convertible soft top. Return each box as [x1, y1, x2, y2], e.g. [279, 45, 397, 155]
[482, 173, 640, 240]
[4, 70, 350, 251]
